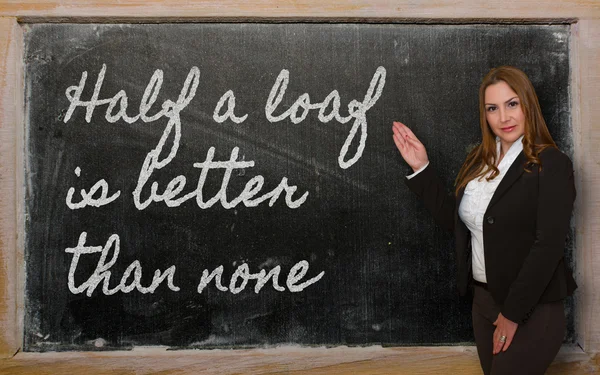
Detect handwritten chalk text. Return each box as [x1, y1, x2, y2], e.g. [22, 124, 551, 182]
[66, 167, 121, 210]
[63, 64, 197, 125]
[134, 143, 309, 210]
[65, 232, 180, 297]
[265, 67, 386, 169]
[65, 232, 324, 296]
[197, 260, 324, 294]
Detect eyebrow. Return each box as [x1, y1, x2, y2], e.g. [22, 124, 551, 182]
[485, 96, 519, 106]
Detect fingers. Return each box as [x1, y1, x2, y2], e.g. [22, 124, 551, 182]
[392, 122, 405, 142]
[493, 331, 504, 354]
[392, 132, 407, 154]
[393, 121, 422, 146]
[392, 125, 408, 151]
[502, 333, 514, 352]
[492, 316, 503, 354]
[393, 121, 410, 142]
[392, 124, 416, 158]
[492, 313, 518, 355]
[401, 123, 417, 138]
[492, 329, 514, 354]
[392, 121, 429, 172]
[492, 329, 503, 355]
[392, 121, 405, 132]
[393, 122, 418, 151]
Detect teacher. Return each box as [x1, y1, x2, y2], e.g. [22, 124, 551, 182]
[392, 66, 577, 375]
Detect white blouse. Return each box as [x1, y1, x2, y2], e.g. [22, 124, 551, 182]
[458, 135, 524, 283]
[407, 135, 524, 283]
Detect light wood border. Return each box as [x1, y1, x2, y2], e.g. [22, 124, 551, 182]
[0, 1, 598, 21]
[1, 1, 599, 373]
[0, 15, 22, 359]
[573, 18, 600, 355]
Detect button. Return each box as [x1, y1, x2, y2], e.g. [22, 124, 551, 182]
[486, 216, 495, 224]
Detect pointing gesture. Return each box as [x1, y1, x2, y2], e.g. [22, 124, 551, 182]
[392, 121, 429, 172]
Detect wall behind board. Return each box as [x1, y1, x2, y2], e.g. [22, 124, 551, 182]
[22, 23, 572, 351]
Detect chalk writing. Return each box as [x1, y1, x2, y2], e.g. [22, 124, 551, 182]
[265, 67, 386, 169]
[65, 232, 180, 297]
[65, 232, 323, 296]
[197, 261, 323, 294]
[133, 138, 309, 210]
[59, 62, 385, 296]
[66, 167, 121, 209]
[213, 90, 248, 124]
[64, 64, 178, 125]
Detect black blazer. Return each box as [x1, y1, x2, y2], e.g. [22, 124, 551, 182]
[405, 146, 577, 324]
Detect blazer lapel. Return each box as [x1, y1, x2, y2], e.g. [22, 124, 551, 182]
[487, 151, 526, 209]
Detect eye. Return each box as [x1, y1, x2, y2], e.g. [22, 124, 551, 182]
[508, 100, 519, 108]
[486, 106, 497, 112]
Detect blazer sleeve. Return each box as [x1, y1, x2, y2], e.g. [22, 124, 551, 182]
[404, 164, 456, 232]
[501, 148, 576, 324]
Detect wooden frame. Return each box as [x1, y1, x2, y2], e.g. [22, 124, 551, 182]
[1, 1, 599, 373]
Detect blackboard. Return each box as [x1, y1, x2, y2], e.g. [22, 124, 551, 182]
[23, 23, 573, 351]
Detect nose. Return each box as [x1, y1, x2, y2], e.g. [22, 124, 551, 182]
[499, 107, 509, 123]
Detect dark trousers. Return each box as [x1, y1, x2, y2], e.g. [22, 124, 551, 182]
[472, 284, 565, 375]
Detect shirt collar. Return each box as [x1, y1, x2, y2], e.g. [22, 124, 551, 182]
[496, 134, 524, 160]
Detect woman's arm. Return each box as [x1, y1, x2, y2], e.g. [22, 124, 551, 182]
[501, 148, 576, 324]
[392, 121, 456, 232]
[392, 121, 429, 173]
[404, 162, 456, 232]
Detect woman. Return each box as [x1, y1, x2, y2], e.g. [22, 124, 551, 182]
[392, 66, 576, 375]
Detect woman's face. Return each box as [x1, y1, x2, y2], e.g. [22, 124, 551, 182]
[484, 81, 526, 154]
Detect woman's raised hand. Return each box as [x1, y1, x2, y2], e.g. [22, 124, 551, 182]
[392, 121, 429, 172]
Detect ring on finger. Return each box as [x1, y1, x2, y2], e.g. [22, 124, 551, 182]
[499, 335, 507, 343]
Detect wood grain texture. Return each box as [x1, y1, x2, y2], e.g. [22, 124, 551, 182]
[574, 19, 600, 353]
[0, 346, 598, 374]
[0, 16, 22, 359]
[0, 0, 599, 373]
[0, 0, 597, 20]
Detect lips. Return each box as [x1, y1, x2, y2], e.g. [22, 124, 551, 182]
[501, 125, 517, 132]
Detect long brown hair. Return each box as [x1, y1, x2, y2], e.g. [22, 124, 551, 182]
[454, 66, 556, 195]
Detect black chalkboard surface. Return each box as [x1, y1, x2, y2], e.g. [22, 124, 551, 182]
[24, 23, 573, 351]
